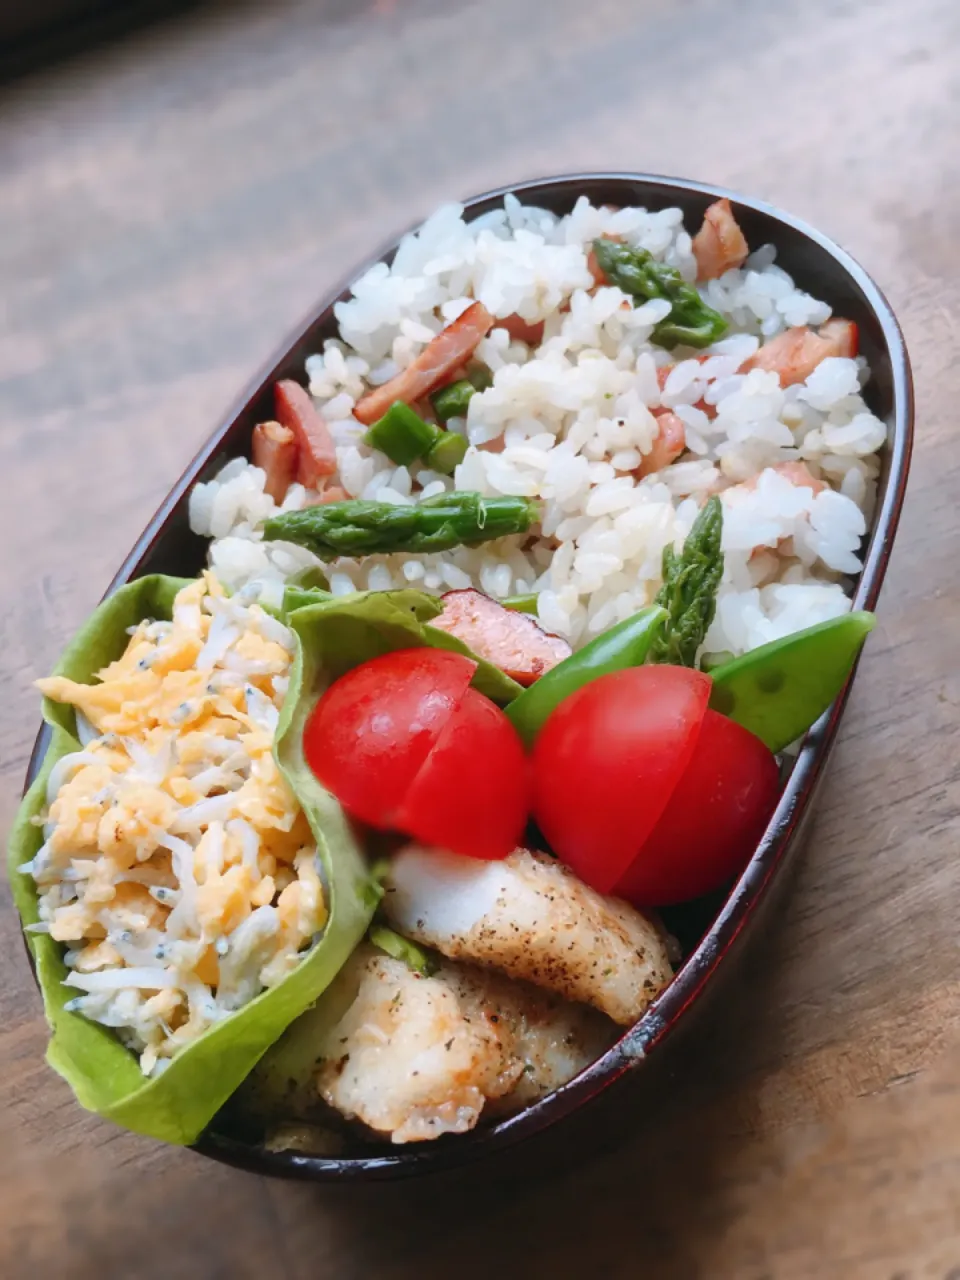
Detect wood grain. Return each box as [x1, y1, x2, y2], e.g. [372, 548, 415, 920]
[1, 0, 958, 1275]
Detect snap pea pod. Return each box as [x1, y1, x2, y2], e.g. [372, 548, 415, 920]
[708, 611, 876, 753]
[502, 593, 540, 615]
[699, 650, 735, 673]
[506, 605, 667, 748]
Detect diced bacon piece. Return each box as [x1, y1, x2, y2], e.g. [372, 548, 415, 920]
[691, 198, 749, 281]
[741, 319, 859, 388]
[497, 314, 545, 346]
[429, 589, 571, 687]
[656, 356, 722, 420]
[773, 461, 827, 494]
[586, 228, 625, 290]
[251, 421, 297, 504]
[655, 360, 712, 392]
[302, 484, 349, 507]
[318, 484, 348, 504]
[738, 461, 826, 496]
[586, 247, 609, 288]
[274, 380, 337, 488]
[728, 462, 829, 556]
[353, 303, 495, 426]
[638, 411, 687, 478]
[819, 317, 859, 359]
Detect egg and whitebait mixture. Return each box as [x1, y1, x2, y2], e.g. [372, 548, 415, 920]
[25, 575, 326, 1076]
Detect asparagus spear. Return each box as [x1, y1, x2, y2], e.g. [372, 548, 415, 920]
[592, 237, 728, 349]
[263, 492, 540, 561]
[649, 495, 724, 668]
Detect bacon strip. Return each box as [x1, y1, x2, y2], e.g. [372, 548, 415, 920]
[739, 461, 827, 496]
[302, 484, 348, 507]
[638, 411, 687, 479]
[819, 318, 859, 358]
[251, 421, 297, 504]
[741, 319, 859, 387]
[691, 198, 749, 281]
[274, 380, 337, 488]
[497, 313, 546, 346]
[430, 589, 572, 687]
[353, 302, 495, 426]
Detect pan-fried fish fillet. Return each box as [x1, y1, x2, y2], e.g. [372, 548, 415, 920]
[316, 947, 612, 1143]
[382, 846, 673, 1025]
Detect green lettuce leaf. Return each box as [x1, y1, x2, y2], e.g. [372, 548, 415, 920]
[281, 566, 332, 616]
[8, 575, 375, 1145]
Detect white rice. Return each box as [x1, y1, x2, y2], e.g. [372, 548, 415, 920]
[188, 195, 886, 655]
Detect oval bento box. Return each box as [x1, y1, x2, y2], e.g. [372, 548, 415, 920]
[22, 173, 913, 1183]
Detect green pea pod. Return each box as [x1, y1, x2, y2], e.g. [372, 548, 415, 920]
[502, 593, 539, 616]
[708, 611, 876, 753]
[506, 605, 667, 748]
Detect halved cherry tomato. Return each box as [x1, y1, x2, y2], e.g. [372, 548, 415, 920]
[303, 648, 476, 829]
[615, 710, 780, 906]
[393, 688, 529, 859]
[531, 666, 711, 893]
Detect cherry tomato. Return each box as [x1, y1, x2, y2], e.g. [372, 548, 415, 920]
[303, 648, 476, 828]
[531, 666, 711, 893]
[615, 710, 780, 906]
[393, 688, 529, 859]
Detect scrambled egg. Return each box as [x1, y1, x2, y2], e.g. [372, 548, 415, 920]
[29, 573, 327, 1075]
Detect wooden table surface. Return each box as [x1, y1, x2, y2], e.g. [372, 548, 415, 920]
[1, 0, 958, 1274]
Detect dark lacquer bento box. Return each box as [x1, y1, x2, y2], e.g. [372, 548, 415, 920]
[22, 174, 913, 1182]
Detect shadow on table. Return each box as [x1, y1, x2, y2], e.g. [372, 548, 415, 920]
[0, 0, 415, 84]
[0, 0, 192, 82]
[0, 0, 243, 84]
